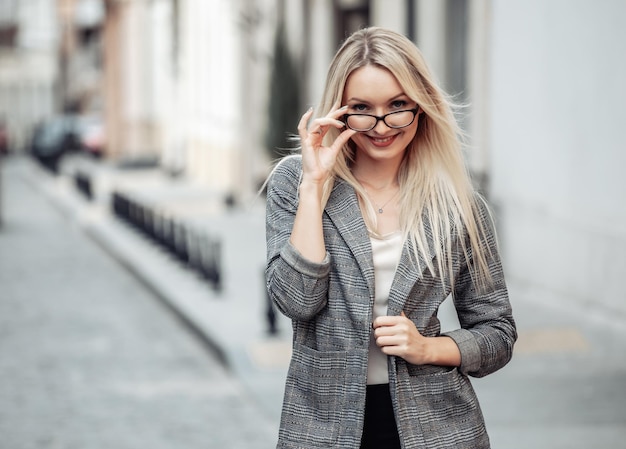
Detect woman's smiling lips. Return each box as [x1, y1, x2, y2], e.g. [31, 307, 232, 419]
[365, 133, 399, 147]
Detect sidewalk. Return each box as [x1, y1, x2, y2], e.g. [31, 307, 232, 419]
[17, 153, 626, 448]
[21, 154, 292, 425]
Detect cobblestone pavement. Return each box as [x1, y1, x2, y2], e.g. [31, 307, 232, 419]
[0, 158, 277, 449]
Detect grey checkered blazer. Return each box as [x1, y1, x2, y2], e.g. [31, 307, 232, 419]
[266, 156, 516, 449]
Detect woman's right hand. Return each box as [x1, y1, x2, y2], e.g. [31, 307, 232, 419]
[297, 104, 357, 185]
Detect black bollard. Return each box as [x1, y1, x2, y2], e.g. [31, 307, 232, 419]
[264, 269, 278, 335]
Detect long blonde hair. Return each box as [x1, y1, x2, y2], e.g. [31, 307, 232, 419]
[315, 27, 494, 290]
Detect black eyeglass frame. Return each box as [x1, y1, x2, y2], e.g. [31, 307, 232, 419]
[342, 107, 420, 132]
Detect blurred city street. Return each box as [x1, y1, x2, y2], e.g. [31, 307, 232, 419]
[0, 156, 279, 449]
[1, 1, 625, 448]
[1, 153, 626, 449]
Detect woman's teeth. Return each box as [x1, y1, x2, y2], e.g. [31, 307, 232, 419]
[370, 135, 395, 144]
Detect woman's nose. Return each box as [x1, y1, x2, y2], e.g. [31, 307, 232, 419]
[372, 116, 391, 134]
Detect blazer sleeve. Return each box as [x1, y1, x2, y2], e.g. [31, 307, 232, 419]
[444, 198, 517, 378]
[265, 156, 331, 321]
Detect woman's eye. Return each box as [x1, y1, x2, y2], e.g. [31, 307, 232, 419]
[351, 104, 369, 112]
[391, 100, 408, 109]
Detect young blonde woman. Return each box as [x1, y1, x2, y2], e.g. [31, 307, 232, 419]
[265, 27, 517, 449]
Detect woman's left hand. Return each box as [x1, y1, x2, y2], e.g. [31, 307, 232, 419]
[373, 312, 461, 366]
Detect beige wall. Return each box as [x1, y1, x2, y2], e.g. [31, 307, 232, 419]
[103, 0, 175, 160]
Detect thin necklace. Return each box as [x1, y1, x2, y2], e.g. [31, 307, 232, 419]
[364, 187, 399, 214]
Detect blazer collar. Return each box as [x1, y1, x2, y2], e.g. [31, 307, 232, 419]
[324, 177, 438, 314]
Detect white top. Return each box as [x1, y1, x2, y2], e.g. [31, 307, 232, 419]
[366, 230, 404, 385]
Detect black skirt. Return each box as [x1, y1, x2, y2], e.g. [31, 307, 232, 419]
[360, 384, 401, 449]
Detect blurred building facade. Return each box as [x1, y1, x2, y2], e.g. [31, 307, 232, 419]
[0, 0, 59, 152]
[95, 0, 488, 200]
[101, 0, 275, 197]
[488, 0, 626, 318]
[2, 0, 624, 317]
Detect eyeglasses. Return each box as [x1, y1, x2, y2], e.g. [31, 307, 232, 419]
[342, 108, 419, 132]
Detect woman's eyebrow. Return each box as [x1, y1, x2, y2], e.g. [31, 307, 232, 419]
[346, 93, 408, 103]
[345, 97, 369, 103]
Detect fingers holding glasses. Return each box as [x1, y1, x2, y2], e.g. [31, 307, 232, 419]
[297, 105, 355, 182]
[299, 104, 350, 142]
[316, 103, 349, 135]
[323, 103, 357, 151]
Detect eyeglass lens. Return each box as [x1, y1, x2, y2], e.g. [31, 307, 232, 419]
[346, 110, 415, 131]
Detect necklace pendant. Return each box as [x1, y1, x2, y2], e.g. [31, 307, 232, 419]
[378, 208, 383, 214]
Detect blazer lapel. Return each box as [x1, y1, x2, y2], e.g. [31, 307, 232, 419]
[325, 177, 440, 316]
[387, 217, 437, 316]
[324, 178, 375, 300]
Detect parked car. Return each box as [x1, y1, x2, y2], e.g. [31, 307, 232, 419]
[75, 115, 105, 158]
[30, 116, 78, 172]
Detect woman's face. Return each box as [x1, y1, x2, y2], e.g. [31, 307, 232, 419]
[343, 65, 419, 165]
